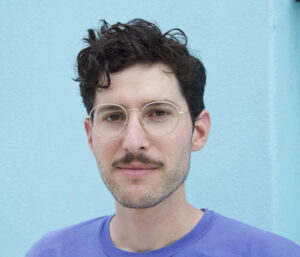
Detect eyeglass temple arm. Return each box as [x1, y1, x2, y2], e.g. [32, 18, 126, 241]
[179, 111, 191, 115]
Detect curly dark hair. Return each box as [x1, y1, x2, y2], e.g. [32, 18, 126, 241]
[75, 18, 206, 122]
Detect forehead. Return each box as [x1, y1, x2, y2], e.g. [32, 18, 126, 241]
[94, 63, 187, 109]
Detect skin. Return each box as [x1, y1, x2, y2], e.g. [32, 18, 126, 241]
[84, 62, 211, 252]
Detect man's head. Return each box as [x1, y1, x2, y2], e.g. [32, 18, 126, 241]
[75, 19, 210, 209]
[75, 18, 206, 123]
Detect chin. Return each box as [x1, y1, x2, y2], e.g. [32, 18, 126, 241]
[114, 183, 182, 209]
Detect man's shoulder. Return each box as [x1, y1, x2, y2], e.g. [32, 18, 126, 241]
[207, 211, 300, 256]
[25, 216, 110, 257]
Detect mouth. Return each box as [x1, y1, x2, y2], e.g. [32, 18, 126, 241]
[116, 162, 159, 178]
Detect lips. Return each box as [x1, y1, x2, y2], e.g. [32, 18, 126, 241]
[116, 162, 159, 178]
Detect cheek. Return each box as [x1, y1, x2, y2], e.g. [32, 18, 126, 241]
[155, 133, 191, 162]
[171, 128, 192, 156]
[92, 137, 120, 165]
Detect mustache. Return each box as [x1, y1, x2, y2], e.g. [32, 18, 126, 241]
[111, 153, 164, 168]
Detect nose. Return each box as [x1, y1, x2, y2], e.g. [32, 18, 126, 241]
[121, 111, 150, 153]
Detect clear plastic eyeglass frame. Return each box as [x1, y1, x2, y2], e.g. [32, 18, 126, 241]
[87, 101, 190, 139]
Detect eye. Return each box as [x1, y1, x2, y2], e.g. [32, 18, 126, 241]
[143, 103, 177, 123]
[145, 108, 172, 122]
[151, 109, 169, 117]
[103, 112, 126, 122]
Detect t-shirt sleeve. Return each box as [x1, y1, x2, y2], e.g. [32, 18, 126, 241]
[25, 233, 59, 257]
[250, 233, 300, 257]
[25, 229, 60, 257]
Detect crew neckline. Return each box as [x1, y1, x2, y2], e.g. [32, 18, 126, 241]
[99, 209, 216, 257]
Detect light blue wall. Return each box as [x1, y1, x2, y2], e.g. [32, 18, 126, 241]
[271, 0, 300, 242]
[0, 1, 299, 256]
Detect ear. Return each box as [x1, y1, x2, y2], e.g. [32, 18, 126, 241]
[191, 110, 211, 152]
[84, 117, 95, 155]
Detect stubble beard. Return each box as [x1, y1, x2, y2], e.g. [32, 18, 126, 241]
[96, 146, 192, 209]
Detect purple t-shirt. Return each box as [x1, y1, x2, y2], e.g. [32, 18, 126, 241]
[26, 209, 300, 256]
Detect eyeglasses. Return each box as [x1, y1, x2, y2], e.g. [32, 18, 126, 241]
[88, 101, 190, 139]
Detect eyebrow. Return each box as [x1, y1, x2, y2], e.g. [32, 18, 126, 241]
[92, 105, 124, 117]
[96, 99, 181, 110]
[141, 99, 178, 107]
[99, 105, 123, 111]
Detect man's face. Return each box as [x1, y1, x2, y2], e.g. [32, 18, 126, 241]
[85, 63, 200, 209]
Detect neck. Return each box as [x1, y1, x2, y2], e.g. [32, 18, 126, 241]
[109, 185, 203, 252]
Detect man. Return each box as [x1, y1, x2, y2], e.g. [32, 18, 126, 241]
[26, 19, 300, 256]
